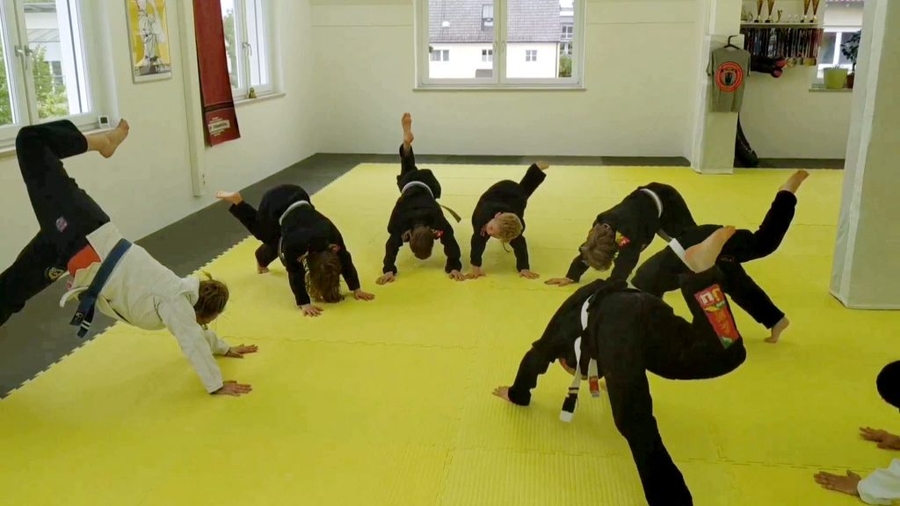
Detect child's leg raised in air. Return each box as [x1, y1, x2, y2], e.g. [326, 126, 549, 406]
[720, 169, 808, 264]
[397, 113, 417, 183]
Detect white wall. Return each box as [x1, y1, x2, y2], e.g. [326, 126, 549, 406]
[739, 69, 853, 159]
[310, 0, 699, 157]
[0, 0, 316, 267]
[736, 0, 860, 159]
[310, 0, 859, 161]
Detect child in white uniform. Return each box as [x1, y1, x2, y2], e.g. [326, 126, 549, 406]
[0, 119, 256, 396]
[815, 361, 900, 503]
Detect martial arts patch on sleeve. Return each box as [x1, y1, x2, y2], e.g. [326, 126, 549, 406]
[615, 232, 630, 247]
[694, 284, 742, 348]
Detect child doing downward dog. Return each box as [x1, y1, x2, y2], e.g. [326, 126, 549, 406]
[216, 185, 374, 317]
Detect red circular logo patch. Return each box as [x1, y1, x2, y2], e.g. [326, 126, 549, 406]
[715, 62, 744, 92]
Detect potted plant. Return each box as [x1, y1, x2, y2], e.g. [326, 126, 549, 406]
[842, 30, 861, 89]
[824, 66, 848, 89]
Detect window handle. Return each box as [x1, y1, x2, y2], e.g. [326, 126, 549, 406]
[242, 42, 253, 56]
[15, 45, 33, 69]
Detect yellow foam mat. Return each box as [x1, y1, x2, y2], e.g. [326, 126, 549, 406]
[1, 165, 896, 506]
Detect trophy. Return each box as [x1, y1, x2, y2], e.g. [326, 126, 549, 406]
[811, 0, 821, 23]
[756, 0, 763, 22]
[766, 0, 775, 22]
[777, 9, 783, 23]
[802, 0, 811, 23]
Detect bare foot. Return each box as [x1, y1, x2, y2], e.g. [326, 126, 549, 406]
[401, 112, 414, 146]
[215, 190, 243, 205]
[684, 226, 737, 273]
[780, 170, 809, 194]
[536, 161, 550, 171]
[765, 316, 790, 343]
[99, 119, 129, 158]
[257, 265, 269, 274]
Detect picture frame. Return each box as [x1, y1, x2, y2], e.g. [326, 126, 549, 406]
[125, 0, 173, 83]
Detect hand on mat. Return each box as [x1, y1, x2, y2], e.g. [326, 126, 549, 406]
[860, 427, 900, 449]
[214, 381, 253, 397]
[226, 344, 258, 358]
[519, 269, 540, 280]
[466, 267, 485, 280]
[448, 270, 465, 282]
[301, 304, 324, 317]
[545, 277, 574, 287]
[813, 470, 861, 497]
[353, 289, 375, 301]
[492, 386, 511, 402]
[376, 272, 395, 285]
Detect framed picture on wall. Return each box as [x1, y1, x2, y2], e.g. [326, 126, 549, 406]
[126, 0, 173, 83]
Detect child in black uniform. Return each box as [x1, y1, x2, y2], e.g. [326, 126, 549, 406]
[545, 182, 696, 287]
[466, 161, 549, 280]
[495, 226, 746, 506]
[632, 170, 808, 343]
[216, 185, 374, 317]
[377, 113, 464, 285]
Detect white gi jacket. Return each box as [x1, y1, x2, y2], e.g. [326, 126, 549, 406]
[61, 223, 228, 393]
[859, 459, 900, 505]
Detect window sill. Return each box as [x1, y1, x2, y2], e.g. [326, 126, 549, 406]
[809, 86, 853, 93]
[413, 85, 586, 92]
[233, 92, 286, 107]
[0, 124, 113, 160]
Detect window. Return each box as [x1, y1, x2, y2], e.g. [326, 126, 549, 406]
[814, 1, 864, 82]
[417, 0, 584, 88]
[430, 49, 449, 62]
[220, 0, 273, 98]
[482, 4, 493, 28]
[0, 0, 100, 144]
[816, 30, 858, 79]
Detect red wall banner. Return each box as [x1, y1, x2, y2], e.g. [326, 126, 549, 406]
[192, 0, 240, 146]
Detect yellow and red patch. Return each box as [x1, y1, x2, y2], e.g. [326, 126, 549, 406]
[615, 232, 630, 247]
[694, 284, 741, 347]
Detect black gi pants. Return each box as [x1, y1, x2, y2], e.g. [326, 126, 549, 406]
[228, 185, 312, 269]
[644, 182, 697, 242]
[592, 267, 746, 506]
[396, 144, 442, 197]
[0, 120, 109, 326]
[632, 191, 796, 328]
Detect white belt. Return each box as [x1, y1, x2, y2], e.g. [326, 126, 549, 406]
[640, 188, 663, 218]
[279, 200, 311, 226]
[401, 181, 434, 198]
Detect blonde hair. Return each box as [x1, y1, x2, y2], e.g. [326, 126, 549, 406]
[195, 271, 229, 321]
[580, 224, 618, 271]
[494, 213, 523, 243]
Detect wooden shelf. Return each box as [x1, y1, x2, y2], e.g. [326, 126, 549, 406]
[741, 22, 822, 27]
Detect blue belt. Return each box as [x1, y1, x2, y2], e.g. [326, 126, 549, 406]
[69, 239, 132, 338]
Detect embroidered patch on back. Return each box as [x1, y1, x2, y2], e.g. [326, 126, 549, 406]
[694, 284, 741, 347]
[46, 267, 66, 281]
[615, 232, 630, 247]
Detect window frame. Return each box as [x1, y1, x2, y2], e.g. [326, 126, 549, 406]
[224, 0, 275, 100]
[415, 0, 586, 90]
[0, 0, 103, 147]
